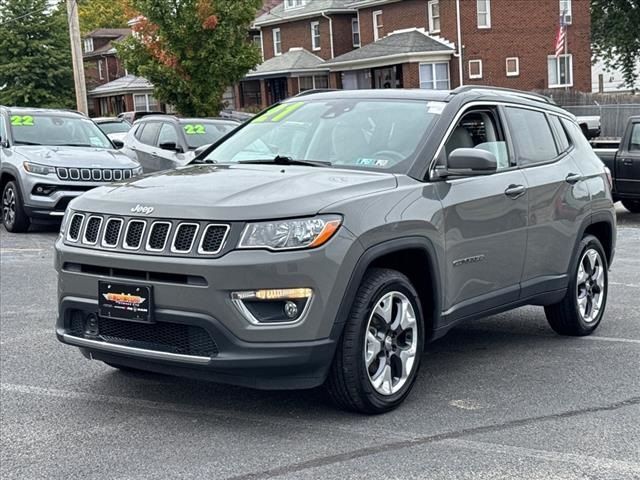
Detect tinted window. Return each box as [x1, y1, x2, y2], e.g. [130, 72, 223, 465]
[0, 115, 6, 142]
[505, 107, 557, 165]
[630, 123, 640, 151]
[157, 123, 179, 146]
[549, 115, 571, 153]
[138, 122, 161, 145]
[98, 121, 130, 135]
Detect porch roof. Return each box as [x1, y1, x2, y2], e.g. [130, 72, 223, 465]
[245, 48, 329, 78]
[88, 75, 154, 97]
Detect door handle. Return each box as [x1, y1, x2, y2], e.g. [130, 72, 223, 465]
[151, 151, 159, 157]
[565, 173, 582, 184]
[504, 184, 526, 199]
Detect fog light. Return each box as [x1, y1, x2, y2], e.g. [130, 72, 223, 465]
[284, 301, 298, 319]
[85, 314, 99, 336]
[231, 289, 313, 325]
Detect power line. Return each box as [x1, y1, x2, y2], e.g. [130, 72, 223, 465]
[0, 0, 65, 26]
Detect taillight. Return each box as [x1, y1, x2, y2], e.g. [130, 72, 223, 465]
[604, 166, 613, 190]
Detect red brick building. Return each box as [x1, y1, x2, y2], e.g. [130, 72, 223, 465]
[238, 0, 590, 109]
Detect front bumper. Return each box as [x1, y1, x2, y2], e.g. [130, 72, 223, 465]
[55, 230, 362, 389]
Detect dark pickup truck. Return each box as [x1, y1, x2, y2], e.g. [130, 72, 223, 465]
[594, 116, 640, 213]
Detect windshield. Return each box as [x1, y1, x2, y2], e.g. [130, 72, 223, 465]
[203, 99, 443, 170]
[97, 121, 131, 135]
[10, 114, 112, 148]
[181, 121, 237, 149]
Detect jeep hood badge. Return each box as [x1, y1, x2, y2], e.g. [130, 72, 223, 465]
[131, 204, 154, 215]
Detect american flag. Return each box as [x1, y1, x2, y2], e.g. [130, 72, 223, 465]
[555, 14, 567, 57]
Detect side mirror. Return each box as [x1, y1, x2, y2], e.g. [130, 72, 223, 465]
[444, 148, 497, 176]
[159, 142, 183, 153]
[112, 139, 124, 149]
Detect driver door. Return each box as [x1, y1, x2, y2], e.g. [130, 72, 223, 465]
[435, 106, 528, 321]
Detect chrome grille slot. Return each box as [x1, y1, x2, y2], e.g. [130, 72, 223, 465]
[82, 216, 103, 245]
[81, 169, 91, 181]
[92, 169, 102, 181]
[102, 218, 123, 247]
[113, 170, 122, 181]
[172, 223, 199, 253]
[198, 224, 229, 255]
[57, 168, 68, 180]
[69, 168, 80, 180]
[123, 220, 146, 250]
[146, 222, 171, 252]
[67, 213, 84, 242]
[103, 170, 112, 181]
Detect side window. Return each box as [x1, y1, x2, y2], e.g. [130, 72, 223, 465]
[504, 107, 558, 166]
[0, 115, 6, 142]
[157, 123, 179, 146]
[629, 123, 640, 151]
[138, 122, 161, 145]
[444, 108, 511, 170]
[133, 123, 145, 141]
[548, 115, 571, 153]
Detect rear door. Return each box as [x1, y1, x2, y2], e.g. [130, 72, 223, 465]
[152, 122, 186, 171]
[132, 122, 162, 172]
[437, 105, 528, 319]
[615, 119, 640, 197]
[505, 107, 591, 297]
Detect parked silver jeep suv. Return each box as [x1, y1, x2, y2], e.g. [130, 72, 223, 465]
[55, 88, 616, 413]
[0, 107, 142, 232]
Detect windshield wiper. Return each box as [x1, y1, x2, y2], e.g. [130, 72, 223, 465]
[238, 155, 330, 167]
[13, 141, 42, 146]
[54, 143, 93, 147]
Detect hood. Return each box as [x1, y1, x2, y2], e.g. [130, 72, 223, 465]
[10, 146, 139, 168]
[71, 164, 397, 220]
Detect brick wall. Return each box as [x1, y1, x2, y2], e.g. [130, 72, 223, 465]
[358, 0, 428, 46]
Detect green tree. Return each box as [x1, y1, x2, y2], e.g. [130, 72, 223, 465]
[78, 0, 130, 35]
[0, 0, 75, 108]
[117, 0, 262, 116]
[592, 0, 640, 91]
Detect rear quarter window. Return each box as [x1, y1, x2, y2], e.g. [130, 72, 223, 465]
[548, 115, 571, 153]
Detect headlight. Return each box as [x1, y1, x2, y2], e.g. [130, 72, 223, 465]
[133, 166, 143, 176]
[59, 209, 71, 236]
[23, 161, 55, 176]
[239, 215, 342, 250]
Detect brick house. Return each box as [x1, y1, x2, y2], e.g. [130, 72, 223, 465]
[238, 0, 590, 109]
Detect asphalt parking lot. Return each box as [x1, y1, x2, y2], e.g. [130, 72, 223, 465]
[1, 206, 639, 480]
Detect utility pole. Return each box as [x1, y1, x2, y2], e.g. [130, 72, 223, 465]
[66, 0, 88, 114]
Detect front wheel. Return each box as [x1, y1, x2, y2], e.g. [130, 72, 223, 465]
[2, 181, 31, 233]
[326, 268, 424, 414]
[621, 199, 640, 214]
[545, 235, 608, 336]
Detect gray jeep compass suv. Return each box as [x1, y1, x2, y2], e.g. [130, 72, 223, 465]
[55, 88, 616, 413]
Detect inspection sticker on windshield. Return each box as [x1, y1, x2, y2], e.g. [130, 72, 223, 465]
[184, 124, 206, 135]
[10, 115, 34, 126]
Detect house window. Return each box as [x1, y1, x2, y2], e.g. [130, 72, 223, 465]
[559, 0, 572, 24]
[298, 75, 329, 92]
[273, 28, 282, 56]
[548, 54, 573, 87]
[98, 60, 104, 80]
[285, 0, 305, 10]
[419, 62, 450, 90]
[469, 59, 483, 79]
[352, 18, 360, 47]
[428, 1, 440, 34]
[311, 21, 321, 51]
[83, 38, 93, 53]
[373, 11, 383, 41]
[506, 57, 519, 76]
[133, 94, 159, 112]
[253, 34, 263, 58]
[477, 0, 491, 28]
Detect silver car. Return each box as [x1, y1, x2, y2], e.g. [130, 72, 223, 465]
[0, 107, 142, 232]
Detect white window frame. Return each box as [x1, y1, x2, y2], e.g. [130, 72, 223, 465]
[352, 18, 360, 47]
[428, 0, 440, 34]
[559, 0, 572, 24]
[284, 0, 305, 11]
[298, 75, 329, 92]
[477, 0, 491, 29]
[419, 62, 450, 90]
[98, 59, 103, 80]
[133, 94, 159, 112]
[468, 60, 483, 79]
[373, 10, 383, 41]
[547, 54, 573, 88]
[83, 38, 93, 53]
[310, 21, 321, 51]
[505, 57, 519, 77]
[272, 28, 282, 56]
[253, 33, 263, 59]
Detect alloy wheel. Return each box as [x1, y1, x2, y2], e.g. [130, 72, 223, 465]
[364, 291, 418, 396]
[576, 248, 605, 323]
[2, 185, 16, 227]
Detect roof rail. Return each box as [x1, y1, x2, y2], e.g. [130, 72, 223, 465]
[293, 88, 339, 98]
[451, 85, 556, 105]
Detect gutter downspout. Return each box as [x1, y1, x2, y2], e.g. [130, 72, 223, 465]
[322, 12, 335, 59]
[456, 0, 463, 86]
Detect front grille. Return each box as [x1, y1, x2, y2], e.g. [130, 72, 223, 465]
[83, 216, 102, 244]
[68, 314, 218, 357]
[124, 220, 146, 249]
[56, 167, 138, 183]
[102, 218, 122, 247]
[147, 222, 171, 251]
[172, 224, 198, 253]
[199, 225, 228, 254]
[68, 214, 84, 241]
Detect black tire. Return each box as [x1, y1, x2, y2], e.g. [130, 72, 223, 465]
[2, 180, 30, 232]
[326, 268, 424, 414]
[544, 235, 608, 336]
[621, 200, 640, 214]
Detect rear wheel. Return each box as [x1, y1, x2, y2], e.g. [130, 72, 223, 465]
[326, 268, 424, 414]
[621, 200, 640, 213]
[545, 235, 608, 336]
[2, 181, 30, 232]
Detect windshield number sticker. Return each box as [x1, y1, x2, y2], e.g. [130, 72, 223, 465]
[184, 124, 205, 135]
[253, 102, 304, 124]
[11, 115, 34, 127]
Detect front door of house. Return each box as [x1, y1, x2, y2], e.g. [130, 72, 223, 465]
[267, 78, 288, 104]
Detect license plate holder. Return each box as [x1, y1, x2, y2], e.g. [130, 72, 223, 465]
[98, 281, 153, 323]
